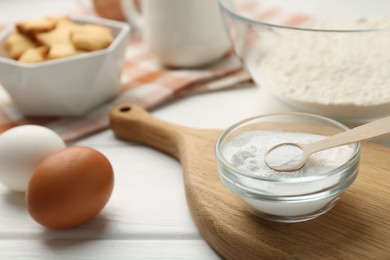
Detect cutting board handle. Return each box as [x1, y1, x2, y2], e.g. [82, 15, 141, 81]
[109, 104, 186, 159]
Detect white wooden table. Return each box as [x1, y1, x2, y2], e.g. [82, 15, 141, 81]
[1, 1, 387, 259]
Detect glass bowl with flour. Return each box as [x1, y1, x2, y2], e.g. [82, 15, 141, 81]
[215, 113, 360, 223]
[219, 0, 390, 123]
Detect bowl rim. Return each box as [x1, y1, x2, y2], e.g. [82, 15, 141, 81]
[214, 111, 361, 183]
[218, 0, 390, 33]
[0, 15, 130, 68]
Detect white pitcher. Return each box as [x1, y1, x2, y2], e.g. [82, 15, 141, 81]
[120, 0, 230, 68]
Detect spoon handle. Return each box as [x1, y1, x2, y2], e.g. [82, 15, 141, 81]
[303, 116, 390, 155]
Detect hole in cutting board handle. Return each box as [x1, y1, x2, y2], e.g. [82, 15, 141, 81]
[111, 104, 182, 159]
[119, 106, 132, 113]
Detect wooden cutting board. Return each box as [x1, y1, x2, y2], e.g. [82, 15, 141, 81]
[109, 105, 390, 260]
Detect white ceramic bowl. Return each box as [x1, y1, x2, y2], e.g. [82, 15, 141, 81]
[0, 15, 130, 116]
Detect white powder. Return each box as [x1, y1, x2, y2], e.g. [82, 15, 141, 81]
[221, 130, 356, 217]
[222, 130, 354, 179]
[257, 18, 390, 106]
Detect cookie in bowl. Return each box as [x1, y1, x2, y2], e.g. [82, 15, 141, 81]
[0, 15, 130, 116]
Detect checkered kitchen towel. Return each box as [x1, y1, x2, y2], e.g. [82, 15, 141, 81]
[0, 0, 308, 142]
[0, 35, 249, 141]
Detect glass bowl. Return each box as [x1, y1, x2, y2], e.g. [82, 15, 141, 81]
[218, 0, 390, 123]
[215, 113, 360, 223]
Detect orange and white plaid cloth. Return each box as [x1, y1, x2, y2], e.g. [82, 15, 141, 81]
[0, 0, 308, 142]
[0, 35, 249, 141]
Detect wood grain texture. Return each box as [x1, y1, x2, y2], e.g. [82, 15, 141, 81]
[110, 105, 390, 260]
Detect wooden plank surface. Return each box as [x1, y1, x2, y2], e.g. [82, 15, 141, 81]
[1, 2, 390, 259]
[0, 144, 221, 259]
[0, 240, 220, 259]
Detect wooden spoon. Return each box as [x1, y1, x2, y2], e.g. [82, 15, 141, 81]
[264, 116, 390, 172]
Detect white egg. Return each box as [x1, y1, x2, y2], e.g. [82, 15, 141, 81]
[0, 125, 66, 192]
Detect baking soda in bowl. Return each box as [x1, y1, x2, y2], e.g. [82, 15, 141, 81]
[218, 129, 358, 222]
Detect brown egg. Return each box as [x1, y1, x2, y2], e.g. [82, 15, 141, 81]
[26, 146, 114, 229]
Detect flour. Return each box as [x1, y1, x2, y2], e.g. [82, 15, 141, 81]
[222, 130, 354, 179]
[256, 18, 390, 106]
